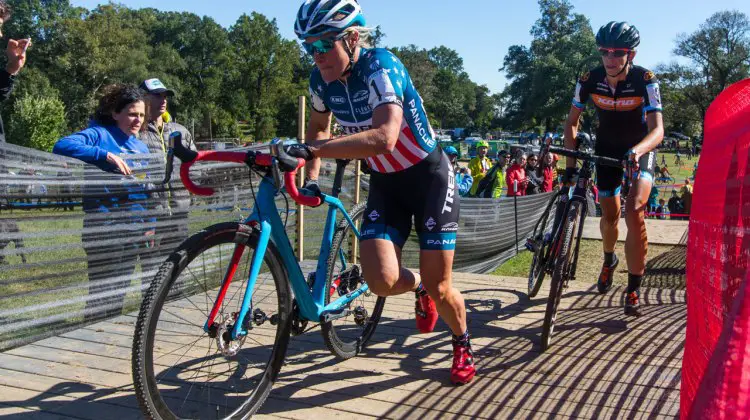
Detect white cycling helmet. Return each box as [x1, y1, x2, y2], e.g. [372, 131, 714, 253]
[295, 0, 366, 39]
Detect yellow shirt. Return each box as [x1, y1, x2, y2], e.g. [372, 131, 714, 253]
[468, 156, 493, 195]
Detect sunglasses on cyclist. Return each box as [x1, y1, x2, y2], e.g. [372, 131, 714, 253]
[598, 48, 631, 58]
[302, 33, 348, 56]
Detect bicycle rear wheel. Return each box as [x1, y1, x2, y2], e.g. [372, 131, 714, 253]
[540, 202, 580, 351]
[132, 222, 292, 419]
[321, 202, 386, 360]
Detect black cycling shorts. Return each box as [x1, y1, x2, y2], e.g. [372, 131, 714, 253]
[360, 149, 459, 251]
[595, 150, 656, 197]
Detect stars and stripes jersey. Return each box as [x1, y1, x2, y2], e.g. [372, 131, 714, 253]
[309, 48, 437, 173]
[572, 65, 663, 151]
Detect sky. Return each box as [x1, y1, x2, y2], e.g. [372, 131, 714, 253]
[72, 0, 750, 94]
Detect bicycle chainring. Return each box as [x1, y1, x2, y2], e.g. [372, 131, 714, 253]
[290, 300, 308, 336]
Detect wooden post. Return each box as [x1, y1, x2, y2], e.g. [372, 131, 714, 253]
[350, 160, 361, 263]
[296, 96, 305, 262]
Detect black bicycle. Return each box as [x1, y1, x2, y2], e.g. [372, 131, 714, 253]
[526, 140, 629, 351]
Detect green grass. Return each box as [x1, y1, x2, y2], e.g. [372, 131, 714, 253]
[493, 239, 686, 289]
[649, 150, 698, 203]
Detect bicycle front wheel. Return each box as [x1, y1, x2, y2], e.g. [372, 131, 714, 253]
[132, 222, 292, 419]
[540, 202, 580, 351]
[528, 193, 559, 298]
[321, 202, 386, 360]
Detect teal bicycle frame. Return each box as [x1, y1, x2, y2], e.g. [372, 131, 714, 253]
[202, 162, 365, 340]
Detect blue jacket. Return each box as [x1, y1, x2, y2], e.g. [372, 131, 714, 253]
[456, 172, 473, 197]
[53, 123, 153, 224]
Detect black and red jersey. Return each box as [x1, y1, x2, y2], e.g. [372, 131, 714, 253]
[573, 65, 662, 154]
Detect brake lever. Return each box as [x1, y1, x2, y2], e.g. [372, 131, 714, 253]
[161, 132, 176, 185]
[171, 131, 198, 163]
[271, 158, 285, 191]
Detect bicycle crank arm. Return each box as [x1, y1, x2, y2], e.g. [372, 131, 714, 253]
[320, 308, 353, 323]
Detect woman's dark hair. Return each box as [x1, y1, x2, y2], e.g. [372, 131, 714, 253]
[93, 84, 144, 126]
[0, 1, 12, 21]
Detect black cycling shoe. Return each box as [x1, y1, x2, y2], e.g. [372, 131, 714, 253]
[625, 290, 642, 317]
[597, 255, 618, 294]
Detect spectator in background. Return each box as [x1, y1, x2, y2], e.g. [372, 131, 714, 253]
[468, 140, 492, 196]
[589, 179, 600, 204]
[496, 149, 510, 169]
[668, 190, 684, 220]
[525, 153, 542, 195]
[506, 151, 527, 196]
[491, 149, 509, 196]
[444, 146, 473, 197]
[470, 150, 506, 198]
[648, 185, 659, 218]
[138, 78, 196, 273]
[540, 152, 556, 192]
[656, 198, 668, 220]
[680, 178, 693, 216]
[53, 84, 154, 322]
[0, 1, 31, 144]
[659, 164, 672, 180]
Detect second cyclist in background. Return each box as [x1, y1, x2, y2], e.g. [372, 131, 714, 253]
[563, 21, 664, 316]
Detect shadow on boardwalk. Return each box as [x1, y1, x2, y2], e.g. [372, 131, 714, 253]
[0, 276, 684, 419]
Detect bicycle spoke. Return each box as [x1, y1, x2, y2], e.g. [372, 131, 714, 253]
[136, 223, 292, 418]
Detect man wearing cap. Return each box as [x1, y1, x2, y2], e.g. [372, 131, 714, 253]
[468, 140, 492, 196]
[139, 78, 196, 268]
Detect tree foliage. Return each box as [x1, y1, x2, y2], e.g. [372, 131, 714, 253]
[8, 94, 67, 152]
[501, 0, 598, 133]
[659, 10, 750, 135]
[1, 0, 499, 147]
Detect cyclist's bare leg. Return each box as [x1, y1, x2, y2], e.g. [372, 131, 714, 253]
[624, 178, 651, 275]
[599, 196, 621, 254]
[360, 239, 419, 297]
[419, 249, 467, 335]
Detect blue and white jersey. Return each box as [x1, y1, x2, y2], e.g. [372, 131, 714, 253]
[309, 48, 437, 173]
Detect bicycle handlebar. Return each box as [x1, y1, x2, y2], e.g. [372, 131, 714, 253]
[546, 145, 623, 169]
[168, 132, 322, 207]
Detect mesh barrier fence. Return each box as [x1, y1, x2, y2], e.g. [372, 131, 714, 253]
[1, 142, 551, 350]
[681, 78, 750, 418]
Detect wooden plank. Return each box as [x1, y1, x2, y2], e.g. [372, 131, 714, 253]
[0, 384, 141, 420]
[0, 271, 685, 419]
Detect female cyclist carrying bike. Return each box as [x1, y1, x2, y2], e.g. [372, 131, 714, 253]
[285, 0, 475, 384]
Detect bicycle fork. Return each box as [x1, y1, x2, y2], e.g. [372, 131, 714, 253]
[204, 220, 272, 340]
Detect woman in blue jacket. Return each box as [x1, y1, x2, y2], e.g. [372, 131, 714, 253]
[54, 84, 154, 322]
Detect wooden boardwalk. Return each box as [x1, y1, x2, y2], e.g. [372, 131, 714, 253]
[0, 272, 684, 419]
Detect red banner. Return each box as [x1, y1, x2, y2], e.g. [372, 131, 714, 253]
[682, 78, 750, 418]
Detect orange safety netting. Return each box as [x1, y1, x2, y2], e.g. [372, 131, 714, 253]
[682, 78, 750, 418]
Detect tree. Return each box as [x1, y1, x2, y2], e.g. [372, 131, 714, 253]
[48, 4, 152, 129]
[0, 2, 498, 149]
[428, 45, 464, 74]
[655, 63, 703, 137]
[672, 10, 750, 123]
[227, 13, 302, 141]
[501, 0, 598, 131]
[8, 94, 67, 152]
[390, 45, 438, 105]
